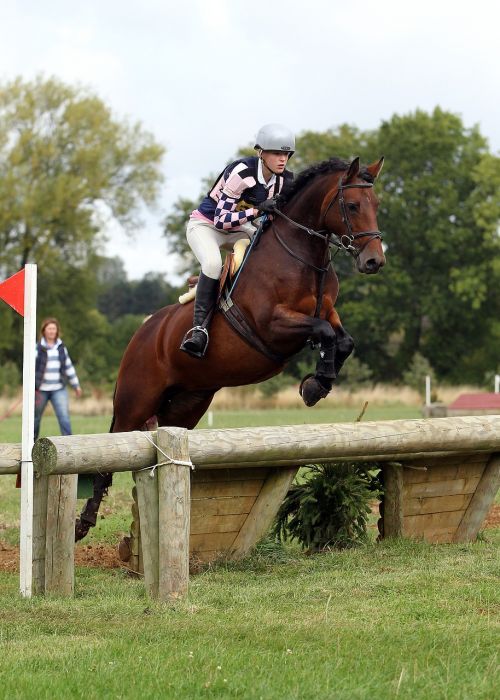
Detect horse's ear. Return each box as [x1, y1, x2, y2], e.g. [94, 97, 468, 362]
[344, 157, 360, 183]
[366, 156, 385, 180]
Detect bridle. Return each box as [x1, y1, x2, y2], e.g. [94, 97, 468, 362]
[271, 175, 383, 268]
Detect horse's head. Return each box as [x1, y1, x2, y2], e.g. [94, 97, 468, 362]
[322, 157, 386, 274]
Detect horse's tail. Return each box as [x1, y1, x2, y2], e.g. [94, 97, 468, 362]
[75, 384, 115, 542]
[109, 382, 117, 433]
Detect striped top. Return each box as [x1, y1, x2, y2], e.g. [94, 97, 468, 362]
[194, 156, 293, 231]
[36, 338, 80, 391]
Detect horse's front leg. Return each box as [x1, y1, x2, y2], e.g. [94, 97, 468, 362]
[270, 306, 353, 407]
[300, 307, 354, 406]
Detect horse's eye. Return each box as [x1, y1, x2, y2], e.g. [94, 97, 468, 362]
[347, 202, 359, 212]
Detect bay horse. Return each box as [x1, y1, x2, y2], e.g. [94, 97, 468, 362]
[75, 155, 386, 540]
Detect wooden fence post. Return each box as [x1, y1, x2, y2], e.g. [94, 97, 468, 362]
[383, 462, 404, 538]
[157, 427, 191, 601]
[32, 473, 49, 595]
[44, 474, 77, 595]
[135, 468, 159, 598]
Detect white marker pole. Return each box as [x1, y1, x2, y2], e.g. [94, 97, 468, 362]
[425, 375, 431, 407]
[495, 375, 500, 394]
[19, 264, 37, 598]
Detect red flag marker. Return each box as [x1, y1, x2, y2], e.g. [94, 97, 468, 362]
[0, 268, 25, 316]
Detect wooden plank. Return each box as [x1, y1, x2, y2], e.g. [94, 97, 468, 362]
[44, 474, 77, 596]
[191, 513, 247, 535]
[403, 493, 472, 516]
[32, 474, 49, 596]
[453, 454, 500, 543]
[135, 469, 159, 599]
[382, 463, 403, 537]
[192, 467, 269, 483]
[190, 531, 238, 552]
[230, 468, 298, 559]
[403, 510, 464, 536]
[157, 427, 191, 600]
[191, 495, 256, 517]
[405, 476, 481, 498]
[402, 459, 487, 484]
[428, 529, 458, 544]
[191, 479, 263, 499]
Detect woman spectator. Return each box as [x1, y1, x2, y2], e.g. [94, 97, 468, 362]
[34, 317, 82, 440]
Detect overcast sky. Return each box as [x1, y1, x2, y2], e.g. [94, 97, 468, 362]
[1, 0, 499, 282]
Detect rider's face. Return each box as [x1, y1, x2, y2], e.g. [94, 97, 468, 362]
[261, 150, 290, 174]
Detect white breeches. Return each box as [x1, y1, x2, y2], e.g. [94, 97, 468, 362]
[186, 219, 256, 280]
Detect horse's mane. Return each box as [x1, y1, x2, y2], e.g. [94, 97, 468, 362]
[279, 157, 374, 205]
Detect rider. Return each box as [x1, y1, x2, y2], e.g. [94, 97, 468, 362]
[180, 123, 295, 358]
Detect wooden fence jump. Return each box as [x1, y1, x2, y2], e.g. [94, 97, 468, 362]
[2, 415, 499, 600]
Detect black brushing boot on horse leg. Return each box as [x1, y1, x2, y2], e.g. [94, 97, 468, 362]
[180, 272, 219, 358]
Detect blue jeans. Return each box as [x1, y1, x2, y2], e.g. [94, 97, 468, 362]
[34, 387, 72, 440]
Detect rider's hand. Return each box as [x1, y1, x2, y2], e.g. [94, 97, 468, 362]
[257, 197, 277, 214]
[75, 387, 82, 398]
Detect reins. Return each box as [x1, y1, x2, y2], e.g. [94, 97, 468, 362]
[269, 175, 383, 319]
[271, 176, 383, 262]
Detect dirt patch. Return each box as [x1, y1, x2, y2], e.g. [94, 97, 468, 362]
[0, 541, 18, 572]
[0, 540, 123, 573]
[484, 503, 500, 529]
[75, 543, 123, 569]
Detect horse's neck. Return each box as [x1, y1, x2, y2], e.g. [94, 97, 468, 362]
[272, 180, 331, 265]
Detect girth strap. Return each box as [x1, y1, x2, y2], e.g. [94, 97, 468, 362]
[219, 296, 286, 364]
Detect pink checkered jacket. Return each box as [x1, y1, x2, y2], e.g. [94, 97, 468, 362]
[194, 156, 293, 231]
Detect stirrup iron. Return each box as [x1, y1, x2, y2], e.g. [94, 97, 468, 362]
[180, 325, 209, 358]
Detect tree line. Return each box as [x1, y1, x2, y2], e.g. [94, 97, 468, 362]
[0, 77, 498, 395]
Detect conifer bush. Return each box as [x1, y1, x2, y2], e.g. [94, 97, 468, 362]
[272, 462, 382, 551]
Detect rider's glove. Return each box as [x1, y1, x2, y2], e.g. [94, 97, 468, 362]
[256, 197, 278, 214]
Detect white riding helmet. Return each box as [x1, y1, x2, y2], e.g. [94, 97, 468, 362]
[254, 123, 295, 155]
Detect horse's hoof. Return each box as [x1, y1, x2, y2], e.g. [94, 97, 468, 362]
[299, 375, 330, 407]
[75, 517, 91, 542]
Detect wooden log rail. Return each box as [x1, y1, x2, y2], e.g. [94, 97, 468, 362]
[0, 443, 21, 474]
[30, 415, 500, 476]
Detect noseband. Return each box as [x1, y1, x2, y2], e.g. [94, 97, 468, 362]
[272, 175, 383, 265]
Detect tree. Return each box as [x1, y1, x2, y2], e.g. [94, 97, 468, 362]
[0, 76, 165, 273]
[163, 197, 199, 276]
[343, 107, 500, 382]
[0, 76, 165, 370]
[96, 265, 179, 321]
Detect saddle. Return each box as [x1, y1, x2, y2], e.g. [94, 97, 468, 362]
[178, 238, 251, 305]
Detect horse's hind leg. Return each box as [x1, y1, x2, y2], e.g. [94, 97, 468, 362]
[75, 388, 166, 542]
[156, 388, 216, 429]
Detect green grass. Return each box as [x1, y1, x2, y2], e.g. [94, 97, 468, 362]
[1, 408, 499, 699]
[1, 536, 499, 699]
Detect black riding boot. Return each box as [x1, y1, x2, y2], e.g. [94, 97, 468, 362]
[180, 272, 219, 358]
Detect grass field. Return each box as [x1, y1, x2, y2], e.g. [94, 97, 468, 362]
[1, 407, 499, 699]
